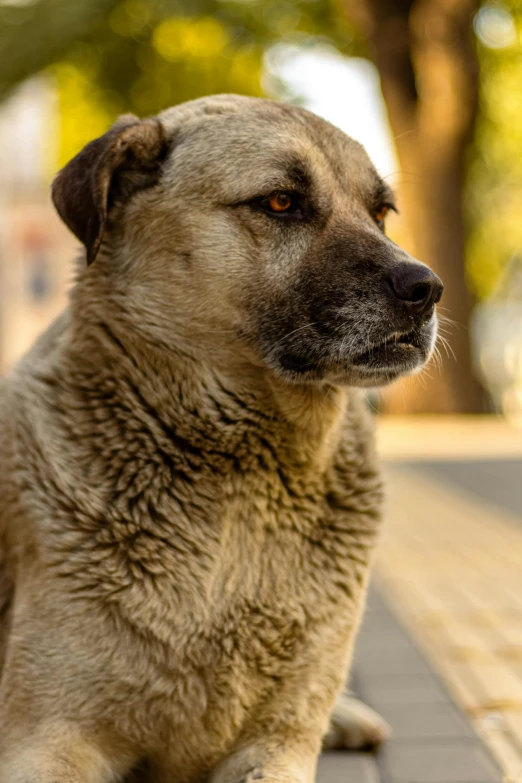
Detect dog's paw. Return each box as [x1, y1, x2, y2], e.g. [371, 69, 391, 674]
[229, 767, 264, 783]
[323, 693, 391, 751]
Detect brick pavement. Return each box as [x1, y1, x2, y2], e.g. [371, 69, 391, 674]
[317, 586, 502, 783]
[318, 416, 522, 783]
[375, 462, 522, 779]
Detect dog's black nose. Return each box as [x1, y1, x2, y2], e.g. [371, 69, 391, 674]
[388, 263, 443, 316]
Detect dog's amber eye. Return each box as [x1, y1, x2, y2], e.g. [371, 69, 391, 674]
[256, 191, 304, 220]
[375, 205, 389, 224]
[268, 193, 293, 213]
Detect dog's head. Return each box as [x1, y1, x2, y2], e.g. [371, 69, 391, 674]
[52, 95, 442, 388]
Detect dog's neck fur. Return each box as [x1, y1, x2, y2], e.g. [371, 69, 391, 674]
[50, 275, 352, 479]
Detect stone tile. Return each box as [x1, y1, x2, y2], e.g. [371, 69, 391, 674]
[324, 581, 505, 782]
[383, 740, 501, 782]
[361, 607, 407, 632]
[349, 582, 503, 782]
[355, 646, 434, 677]
[359, 673, 449, 707]
[356, 627, 415, 654]
[374, 701, 475, 741]
[317, 752, 380, 783]
[413, 459, 522, 521]
[365, 592, 393, 616]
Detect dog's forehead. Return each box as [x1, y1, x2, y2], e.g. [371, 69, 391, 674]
[159, 95, 379, 196]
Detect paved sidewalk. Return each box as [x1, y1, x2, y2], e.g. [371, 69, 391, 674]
[375, 461, 522, 778]
[318, 416, 522, 783]
[317, 586, 502, 783]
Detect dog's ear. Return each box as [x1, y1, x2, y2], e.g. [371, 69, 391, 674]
[52, 114, 169, 265]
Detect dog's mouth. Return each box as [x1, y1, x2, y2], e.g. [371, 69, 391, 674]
[274, 324, 432, 385]
[351, 328, 422, 368]
[265, 311, 438, 387]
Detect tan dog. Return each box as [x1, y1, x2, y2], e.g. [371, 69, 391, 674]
[0, 95, 442, 782]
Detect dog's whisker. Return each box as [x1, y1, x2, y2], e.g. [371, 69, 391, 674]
[269, 321, 320, 352]
[437, 334, 457, 362]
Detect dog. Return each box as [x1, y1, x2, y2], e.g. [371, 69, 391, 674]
[0, 94, 442, 782]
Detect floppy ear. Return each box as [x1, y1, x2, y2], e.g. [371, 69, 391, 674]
[52, 114, 169, 265]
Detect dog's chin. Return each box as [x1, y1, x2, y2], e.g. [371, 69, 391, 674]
[268, 325, 435, 388]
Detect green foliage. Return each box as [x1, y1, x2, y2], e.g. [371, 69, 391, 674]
[54, 4, 266, 164]
[0, 0, 358, 162]
[466, 2, 522, 299]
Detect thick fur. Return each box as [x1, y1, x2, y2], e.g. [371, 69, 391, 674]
[0, 95, 439, 782]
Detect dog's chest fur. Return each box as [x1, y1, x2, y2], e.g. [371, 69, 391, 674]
[5, 334, 383, 770]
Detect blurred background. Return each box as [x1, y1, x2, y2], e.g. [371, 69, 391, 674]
[0, 0, 522, 418]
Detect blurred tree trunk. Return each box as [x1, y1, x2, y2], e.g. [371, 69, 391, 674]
[343, 0, 484, 413]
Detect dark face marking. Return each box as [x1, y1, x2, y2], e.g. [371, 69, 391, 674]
[221, 112, 442, 388]
[246, 224, 440, 387]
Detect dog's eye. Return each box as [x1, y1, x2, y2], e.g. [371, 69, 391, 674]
[267, 193, 294, 213]
[374, 203, 397, 231]
[374, 205, 389, 229]
[259, 191, 302, 218]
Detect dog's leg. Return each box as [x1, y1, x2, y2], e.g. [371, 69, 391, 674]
[0, 721, 132, 783]
[322, 692, 390, 751]
[210, 737, 321, 783]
